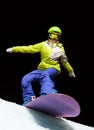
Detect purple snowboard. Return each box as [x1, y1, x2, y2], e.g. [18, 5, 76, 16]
[25, 93, 81, 118]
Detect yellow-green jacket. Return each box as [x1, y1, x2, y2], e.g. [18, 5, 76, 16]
[12, 40, 74, 74]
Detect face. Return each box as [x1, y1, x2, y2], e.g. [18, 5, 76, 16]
[49, 33, 60, 43]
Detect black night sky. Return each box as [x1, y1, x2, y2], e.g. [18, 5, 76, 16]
[0, 2, 94, 127]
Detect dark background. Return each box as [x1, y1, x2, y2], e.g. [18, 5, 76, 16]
[0, 1, 94, 127]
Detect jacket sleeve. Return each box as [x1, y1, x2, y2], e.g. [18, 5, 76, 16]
[12, 42, 43, 53]
[60, 46, 74, 72]
[62, 60, 74, 72]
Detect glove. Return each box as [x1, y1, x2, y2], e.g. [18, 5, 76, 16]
[6, 48, 13, 53]
[68, 71, 76, 78]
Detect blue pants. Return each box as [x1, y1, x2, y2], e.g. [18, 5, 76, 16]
[21, 68, 58, 102]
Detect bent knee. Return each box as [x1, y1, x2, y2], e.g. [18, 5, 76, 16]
[21, 76, 29, 85]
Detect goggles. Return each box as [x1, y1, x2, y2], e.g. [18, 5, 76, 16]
[49, 33, 60, 40]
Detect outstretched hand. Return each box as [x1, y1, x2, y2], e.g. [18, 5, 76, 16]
[6, 48, 12, 53]
[68, 71, 76, 78]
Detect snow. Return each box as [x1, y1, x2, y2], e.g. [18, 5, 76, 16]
[0, 98, 94, 130]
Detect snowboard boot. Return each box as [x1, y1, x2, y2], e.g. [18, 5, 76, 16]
[22, 95, 36, 106]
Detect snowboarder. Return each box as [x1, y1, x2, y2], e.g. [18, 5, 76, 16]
[6, 26, 76, 105]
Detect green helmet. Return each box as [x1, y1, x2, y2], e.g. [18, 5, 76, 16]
[48, 26, 62, 35]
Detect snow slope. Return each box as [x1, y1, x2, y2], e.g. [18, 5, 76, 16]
[0, 98, 94, 130]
